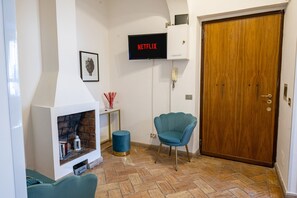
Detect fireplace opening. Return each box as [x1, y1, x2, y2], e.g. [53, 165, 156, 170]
[58, 110, 96, 165]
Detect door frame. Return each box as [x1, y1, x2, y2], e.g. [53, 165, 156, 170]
[0, 0, 27, 197]
[199, 11, 284, 166]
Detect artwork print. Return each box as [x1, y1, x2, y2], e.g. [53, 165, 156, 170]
[79, 51, 99, 82]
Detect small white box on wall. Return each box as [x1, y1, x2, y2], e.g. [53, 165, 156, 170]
[167, 24, 189, 60]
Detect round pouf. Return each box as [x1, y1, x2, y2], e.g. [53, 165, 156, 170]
[112, 130, 130, 156]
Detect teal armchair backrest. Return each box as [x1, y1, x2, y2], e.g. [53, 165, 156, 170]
[154, 112, 197, 146]
[27, 173, 97, 198]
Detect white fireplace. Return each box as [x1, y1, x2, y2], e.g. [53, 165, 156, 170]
[32, 102, 101, 180]
[31, 0, 102, 180]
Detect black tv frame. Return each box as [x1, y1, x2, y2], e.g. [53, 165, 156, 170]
[128, 33, 167, 60]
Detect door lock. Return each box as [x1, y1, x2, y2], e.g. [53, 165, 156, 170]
[261, 94, 272, 99]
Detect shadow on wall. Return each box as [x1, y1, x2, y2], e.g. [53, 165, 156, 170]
[76, 0, 109, 28]
[154, 60, 172, 81]
[115, 50, 177, 80]
[116, 51, 155, 77]
[108, 0, 170, 28]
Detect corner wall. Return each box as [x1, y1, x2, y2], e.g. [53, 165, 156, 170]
[276, 0, 297, 195]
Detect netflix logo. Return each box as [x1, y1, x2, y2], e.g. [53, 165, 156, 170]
[137, 43, 157, 50]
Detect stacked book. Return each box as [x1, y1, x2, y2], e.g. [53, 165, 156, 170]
[59, 141, 71, 160]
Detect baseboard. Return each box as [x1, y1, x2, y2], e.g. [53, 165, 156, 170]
[275, 163, 287, 196]
[195, 148, 200, 156]
[275, 163, 297, 197]
[131, 141, 157, 150]
[286, 193, 297, 198]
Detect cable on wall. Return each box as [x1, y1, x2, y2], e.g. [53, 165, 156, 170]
[151, 59, 155, 134]
[169, 60, 174, 112]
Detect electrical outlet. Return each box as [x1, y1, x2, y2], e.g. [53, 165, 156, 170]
[150, 133, 156, 138]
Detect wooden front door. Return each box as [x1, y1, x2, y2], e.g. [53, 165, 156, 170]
[200, 11, 283, 166]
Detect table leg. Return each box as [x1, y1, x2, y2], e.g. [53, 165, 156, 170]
[108, 113, 111, 141]
[118, 110, 121, 130]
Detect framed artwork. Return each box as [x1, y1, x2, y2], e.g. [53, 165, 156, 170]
[79, 51, 99, 82]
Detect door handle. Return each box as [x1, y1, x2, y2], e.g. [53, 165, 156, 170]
[261, 94, 272, 99]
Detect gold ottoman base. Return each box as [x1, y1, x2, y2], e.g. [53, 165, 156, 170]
[113, 150, 130, 156]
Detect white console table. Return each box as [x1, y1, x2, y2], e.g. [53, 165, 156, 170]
[99, 108, 121, 144]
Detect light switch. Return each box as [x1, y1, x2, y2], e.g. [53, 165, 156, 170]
[185, 95, 192, 100]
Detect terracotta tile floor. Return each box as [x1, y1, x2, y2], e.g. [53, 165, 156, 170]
[88, 144, 284, 198]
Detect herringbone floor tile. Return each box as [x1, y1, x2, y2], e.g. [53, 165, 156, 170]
[88, 145, 284, 198]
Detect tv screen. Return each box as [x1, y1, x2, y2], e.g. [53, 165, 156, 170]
[128, 33, 167, 60]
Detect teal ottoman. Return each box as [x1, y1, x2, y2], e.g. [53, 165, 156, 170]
[112, 130, 130, 156]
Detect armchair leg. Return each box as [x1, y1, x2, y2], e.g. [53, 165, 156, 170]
[175, 146, 178, 171]
[169, 146, 172, 156]
[185, 145, 191, 162]
[155, 143, 162, 163]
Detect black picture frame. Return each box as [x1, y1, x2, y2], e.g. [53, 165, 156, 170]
[79, 51, 99, 82]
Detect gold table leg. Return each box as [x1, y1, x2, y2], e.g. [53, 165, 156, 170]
[108, 113, 111, 141]
[118, 110, 121, 130]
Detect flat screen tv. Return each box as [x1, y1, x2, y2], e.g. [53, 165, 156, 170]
[128, 33, 167, 60]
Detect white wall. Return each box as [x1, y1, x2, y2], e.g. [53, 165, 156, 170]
[166, 0, 188, 24]
[108, 0, 171, 147]
[16, 0, 42, 168]
[76, 0, 112, 141]
[76, 0, 110, 104]
[277, 0, 297, 195]
[289, 43, 297, 194]
[189, 0, 287, 17]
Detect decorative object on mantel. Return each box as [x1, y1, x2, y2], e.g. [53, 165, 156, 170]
[79, 51, 99, 82]
[104, 92, 117, 109]
[74, 135, 81, 151]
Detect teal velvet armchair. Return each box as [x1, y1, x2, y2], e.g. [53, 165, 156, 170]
[154, 112, 197, 170]
[26, 169, 97, 198]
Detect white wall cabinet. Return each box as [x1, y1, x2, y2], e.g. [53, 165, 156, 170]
[167, 24, 189, 60]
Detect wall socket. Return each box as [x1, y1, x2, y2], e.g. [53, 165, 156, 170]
[150, 133, 157, 138]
